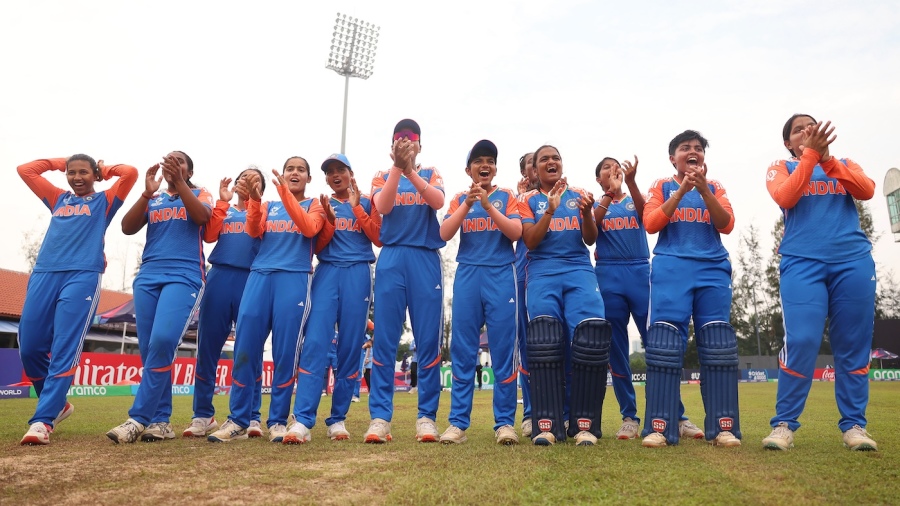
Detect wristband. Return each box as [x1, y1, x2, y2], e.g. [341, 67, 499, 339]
[603, 191, 615, 200]
[141, 192, 154, 200]
[597, 204, 609, 211]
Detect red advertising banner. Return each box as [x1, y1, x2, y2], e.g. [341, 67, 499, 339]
[813, 367, 836, 381]
[21, 352, 275, 388]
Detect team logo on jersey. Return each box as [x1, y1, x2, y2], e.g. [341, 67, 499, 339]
[537, 201, 547, 211]
[269, 205, 280, 216]
[491, 200, 502, 210]
[537, 418, 553, 432]
[718, 417, 734, 431]
[766, 169, 777, 181]
[84, 195, 94, 202]
[668, 190, 679, 199]
[651, 418, 667, 433]
[625, 202, 635, 211]
[150, 197, 164, 207]
[577, 418, 591, 431]
[226, 210, 234, 219]
[565, 198, 579, 210]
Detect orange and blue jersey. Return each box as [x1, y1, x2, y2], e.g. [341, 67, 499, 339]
[643, 177, 734, 261]
[766, 152, 873, 262]
[246, 187, 325, 273]
[518, 186, 593, 272]
[371, 167, 446, 249]
[593, 195, 649, 264]
[205, 202, 260, 269]
[17, 158, 137, 428]
[315, 195, 381, 265]
[141, 187, 214, 278]
[765, 148, 876, 433]
[19, 158, 137, 273]
[446, 187, 519, 266]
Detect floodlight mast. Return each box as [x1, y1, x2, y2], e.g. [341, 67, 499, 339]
[326, 13, 379, 153]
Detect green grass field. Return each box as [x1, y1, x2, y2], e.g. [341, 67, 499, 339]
[1, 382, 898, 505]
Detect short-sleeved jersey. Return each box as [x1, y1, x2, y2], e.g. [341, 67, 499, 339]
[250, 199, 319, 273]
[644, 178, 731, 261]
[518, 186, 593, 273]
[206, 204, 260, 270]
[593, 195, 649, 264]
[318, 195, 378, 266]
[142, 188, 214, 278]
[371, 167, 446, 249]
[19, 159, 137, 274]
[768, 158, 871, 262]
[445, 187, 519, 266]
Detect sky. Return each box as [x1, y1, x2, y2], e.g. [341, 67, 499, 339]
[2, 0, 899, 298]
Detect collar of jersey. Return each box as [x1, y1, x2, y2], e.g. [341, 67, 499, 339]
[539, 184, 568, 196]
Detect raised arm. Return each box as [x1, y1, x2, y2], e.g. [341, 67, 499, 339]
[17, 158, 66, 208]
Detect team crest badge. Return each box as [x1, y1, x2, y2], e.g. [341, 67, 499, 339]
[577, 418, 591, 431]
[652, 418, 667, 433]
[565, 198, 578, 210]
[538, 419, 553, 432]
[491, 200, 502, 210]
[269, 205, 280, 216]
[625, 202, 635, 211]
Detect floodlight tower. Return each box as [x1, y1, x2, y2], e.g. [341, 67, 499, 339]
[326, 13, 379, 153]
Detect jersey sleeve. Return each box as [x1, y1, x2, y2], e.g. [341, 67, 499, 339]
[276, 185, 325, 238]
[428, 168, 445, 193]
[711, 180, 735, 234]
[17, 158, 67, 210]
[197, 187, 215, 209]
[103, 164, 139, 210]
[821, 157, 875, 200]
[503, 189, 520, 219]
[315, 218, 335, 254]
[246, 199, 267, 238]
[444, 192, 463, 219]
[371, 171, 386, 197]
[203, 200, 230, 243]
[642, 179, 669, 234]
[766, 154, 814, 209]
[354, 197, 382, 246]
[518, 192, 536, 224]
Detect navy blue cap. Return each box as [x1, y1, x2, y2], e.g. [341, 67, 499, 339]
[466, 139, 498, 166]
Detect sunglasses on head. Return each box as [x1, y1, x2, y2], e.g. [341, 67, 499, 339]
[393, 130, 420, 142]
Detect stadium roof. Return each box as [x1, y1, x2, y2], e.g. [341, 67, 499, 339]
[0, 268, 132, 319]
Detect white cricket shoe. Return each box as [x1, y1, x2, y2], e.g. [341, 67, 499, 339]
[711, 431, 741, 447]
[679, 419, 704, 439]
[575, 431, 598, 446]
[283, 422, 311, 445]
[141, 422, 176, 442]
[521, 419, 532, 438]
[495, 425, 519, 445]
[207, 419, 248, 442]
[54, 402, 74, 426]
[843, 425, 877, 451]
[326, 421, 350, 441]
[642, 432, 667, 448]
[363, 418, 392, 443]
[616, 417, 639, 440]
[20, 422, 51, 445]
[247, 420, 264, 438]
[106, 418, 145, 444]
[183, 417, 218, 438]
[762, 422, 794, 451]
[439, 425, 468, 444]
[415, 417, 439, 443]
